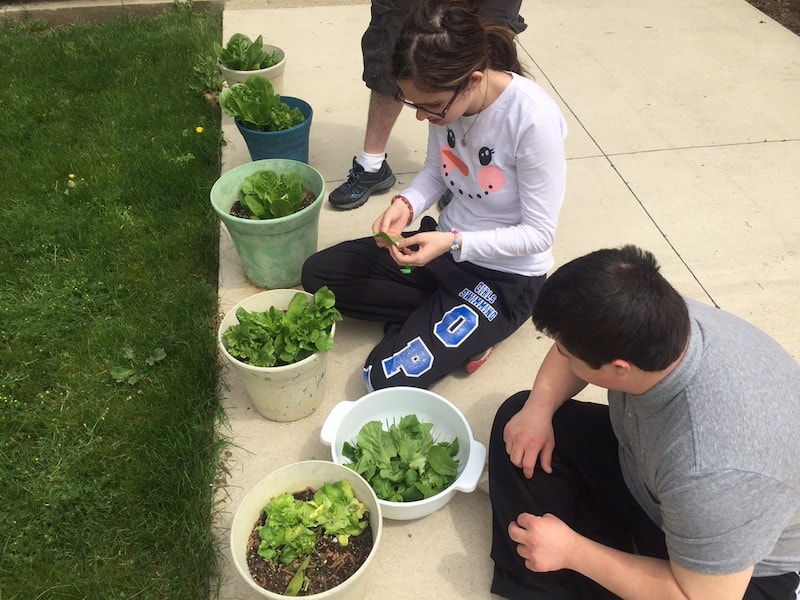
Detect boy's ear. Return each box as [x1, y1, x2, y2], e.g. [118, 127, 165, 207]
[611, 358, 632, 373]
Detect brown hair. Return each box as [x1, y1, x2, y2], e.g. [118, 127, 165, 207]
[391, 0, 524, 91]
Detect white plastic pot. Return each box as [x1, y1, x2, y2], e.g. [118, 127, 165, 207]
[218, 44, 286, 93]
[320, 387, 486, 520]
[218, 289, 334, 422]
[230, 460, 383, 599]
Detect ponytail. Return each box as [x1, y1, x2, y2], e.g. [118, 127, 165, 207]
[485, 21, 525, 76]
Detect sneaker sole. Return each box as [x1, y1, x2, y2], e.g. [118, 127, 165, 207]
[328, 173, 397, 210]
[465, 346, 495, 374]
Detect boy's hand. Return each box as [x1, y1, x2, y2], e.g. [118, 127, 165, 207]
[509, 513, 578, 573]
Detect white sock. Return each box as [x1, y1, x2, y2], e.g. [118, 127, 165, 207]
[358, 152, 386, 173]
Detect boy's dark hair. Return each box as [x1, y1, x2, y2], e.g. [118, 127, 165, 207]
[532, 245, 690, 371]
[391, 0, 523, 91]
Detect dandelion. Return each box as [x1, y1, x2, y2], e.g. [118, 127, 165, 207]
[68, 173, 76, 179]
[196, 126, 204, 134]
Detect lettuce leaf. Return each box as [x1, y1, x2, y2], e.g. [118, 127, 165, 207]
[342, 415, 460, 502]
[222, 287, 342, 367]
[257, 480, 369, 569]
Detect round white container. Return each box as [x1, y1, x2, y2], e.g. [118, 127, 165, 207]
[230, 460, 383, 599]
[320, 387, 486, 520]
[218, 289, 334, 422]
[218, 44, 286, 93]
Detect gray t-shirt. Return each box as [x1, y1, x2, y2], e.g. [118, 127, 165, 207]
[608, 298, 800, 577]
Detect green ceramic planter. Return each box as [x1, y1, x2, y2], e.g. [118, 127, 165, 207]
[210, 159, 324, 289]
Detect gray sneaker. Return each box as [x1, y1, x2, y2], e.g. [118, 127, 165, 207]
[328, 157, 396, 210]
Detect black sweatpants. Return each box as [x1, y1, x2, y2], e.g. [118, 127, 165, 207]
[301, 216, 545, 390]
[489, 392, 800, 599]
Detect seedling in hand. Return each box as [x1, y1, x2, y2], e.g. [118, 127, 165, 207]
[373, 231, 414, 274]
[372, 231, 401, 247]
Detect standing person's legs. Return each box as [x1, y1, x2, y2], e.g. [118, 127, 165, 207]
[363, 90, 403, 155]
[476, 0, 527, 33]
[360, 0, 412, 99]
[329, 0, 411, 210]
[356, 0, 410, 167]
[358, 0, 410, 162]
[489, 394, 664, 599]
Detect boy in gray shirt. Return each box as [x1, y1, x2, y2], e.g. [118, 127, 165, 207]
[489, 245, 800, 599]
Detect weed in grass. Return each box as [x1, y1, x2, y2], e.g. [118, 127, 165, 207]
[192, 52, 225, 99]
[109, 346, 168, 385]
[0, 6, 227, 599]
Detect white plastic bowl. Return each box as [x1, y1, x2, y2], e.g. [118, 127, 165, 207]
[320, 387, 486, 520]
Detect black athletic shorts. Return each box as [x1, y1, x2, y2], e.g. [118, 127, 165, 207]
[360, 0, 527, 96]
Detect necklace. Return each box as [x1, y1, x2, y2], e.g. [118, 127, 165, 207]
[460, 77, 490, 146]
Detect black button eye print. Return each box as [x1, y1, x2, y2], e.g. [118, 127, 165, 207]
[478, 146, 494, 166]
[447, 128, 456, 149]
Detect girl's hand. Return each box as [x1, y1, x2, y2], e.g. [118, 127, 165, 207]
[372, 198, 411, 245]
[391, 231, 453, 268]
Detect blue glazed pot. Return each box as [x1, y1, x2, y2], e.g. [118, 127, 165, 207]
[235, 96, 313, 164]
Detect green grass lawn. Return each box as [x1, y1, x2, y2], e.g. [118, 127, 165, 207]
[0, 6, 226, 598]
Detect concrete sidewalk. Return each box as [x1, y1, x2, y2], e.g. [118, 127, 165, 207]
[214, 1, 800, 598]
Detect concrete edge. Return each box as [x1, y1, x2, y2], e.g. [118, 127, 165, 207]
[1, 0, 224, 25]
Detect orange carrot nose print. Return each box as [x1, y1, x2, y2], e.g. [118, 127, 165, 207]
[442, 149, 469, 176]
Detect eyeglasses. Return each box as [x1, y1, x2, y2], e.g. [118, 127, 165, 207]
[394, 80, 467, 120]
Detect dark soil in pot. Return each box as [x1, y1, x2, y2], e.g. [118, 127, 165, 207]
[230, 189, 316, 219]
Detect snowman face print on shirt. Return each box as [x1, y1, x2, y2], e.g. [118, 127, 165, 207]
[440, 127, 505, 201]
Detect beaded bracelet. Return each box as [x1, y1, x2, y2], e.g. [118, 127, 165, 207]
[449, 228, 461, 254]
[391, 195, 414, 226]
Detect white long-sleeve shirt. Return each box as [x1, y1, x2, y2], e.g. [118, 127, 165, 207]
[400, 72, 568, 276]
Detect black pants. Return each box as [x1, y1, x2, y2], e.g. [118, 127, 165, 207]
[489, 392, 800, 599]
[301, 217, 545, 390]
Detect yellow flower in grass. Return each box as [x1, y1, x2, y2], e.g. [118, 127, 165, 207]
[196, 126, 204, 134]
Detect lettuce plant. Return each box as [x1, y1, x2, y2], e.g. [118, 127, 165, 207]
[219, 75, 304, 132]
[239, 168, 306, 219]
[214, 33, 279, 71]
[342, 414, 460, 502]
[257, 479, 370, 596]
[222, 287, 342, 368]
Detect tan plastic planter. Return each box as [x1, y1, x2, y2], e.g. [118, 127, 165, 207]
[218, 289, 334, 422]
[218, 44, 286, 93]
